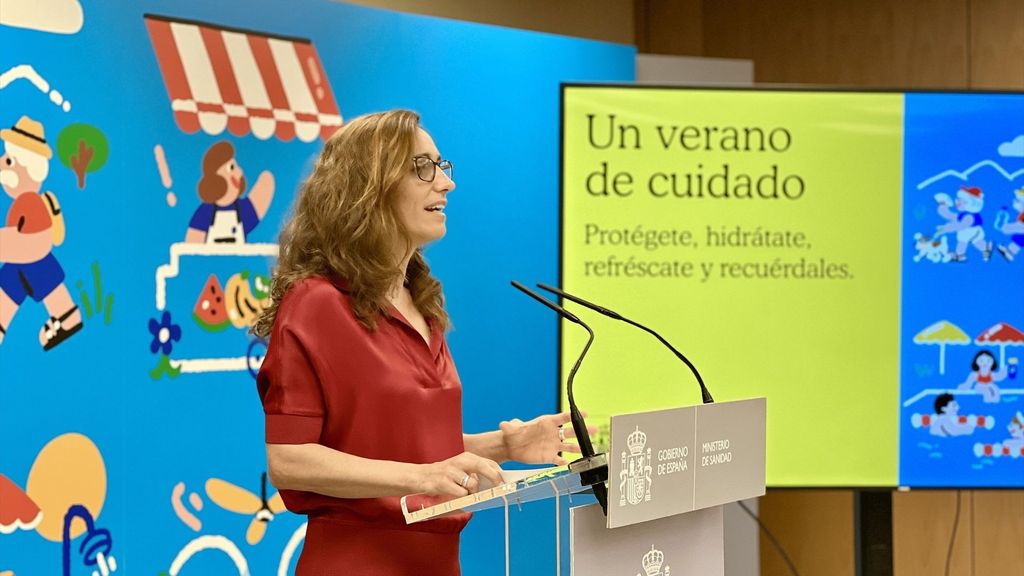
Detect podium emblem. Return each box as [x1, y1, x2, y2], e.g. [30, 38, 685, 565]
[637, 545, 670, 576]
[619, 426, 653, 506]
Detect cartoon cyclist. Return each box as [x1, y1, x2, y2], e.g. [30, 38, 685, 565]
[996, 186, 1024, 262]
[185, 140, 274, 244]
[0, 116, 84, 350]
[935, 185, 991, 262]
[958, 350, 1008, 404]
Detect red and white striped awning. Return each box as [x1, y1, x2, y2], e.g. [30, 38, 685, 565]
[144, 15, 342, 142]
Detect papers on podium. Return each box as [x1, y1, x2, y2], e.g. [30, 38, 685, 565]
[400, 456, 607, 524]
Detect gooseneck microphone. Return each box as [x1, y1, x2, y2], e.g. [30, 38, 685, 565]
[536, 283, 714, 404]
[510, 280, 609, 515]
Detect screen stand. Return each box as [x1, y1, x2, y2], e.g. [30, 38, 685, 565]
[856, 490, 893, 576]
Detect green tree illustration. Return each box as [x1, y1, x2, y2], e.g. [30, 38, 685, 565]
[56, 123, 109, 189]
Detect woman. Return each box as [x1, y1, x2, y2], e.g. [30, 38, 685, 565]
[253, 110, 583, 574]
[185, 140, 275, 244]
[958, 350, 1008, 404]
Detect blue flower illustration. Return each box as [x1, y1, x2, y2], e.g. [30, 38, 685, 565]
[148, 311, 182, 355]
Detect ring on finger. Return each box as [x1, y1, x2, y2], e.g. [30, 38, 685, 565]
[460, 474, 470, 488]
[558, 427, 566, 442]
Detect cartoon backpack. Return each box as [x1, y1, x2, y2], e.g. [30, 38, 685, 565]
[42, 191, 65, 246]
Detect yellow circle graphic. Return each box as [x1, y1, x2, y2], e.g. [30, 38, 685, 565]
[25, 433, 106, 542]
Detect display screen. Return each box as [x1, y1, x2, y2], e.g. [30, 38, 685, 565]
[560, 86, 1024, 488]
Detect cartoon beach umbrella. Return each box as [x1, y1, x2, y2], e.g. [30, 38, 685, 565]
[0, 474, 41, 534]
[914, 320, 970, 375]
[975, 322, 1024, 366]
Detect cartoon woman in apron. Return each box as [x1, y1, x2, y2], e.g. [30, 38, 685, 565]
[185, 141, 275, 244]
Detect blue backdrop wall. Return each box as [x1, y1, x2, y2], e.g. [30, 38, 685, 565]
[0, 1, 634, 573]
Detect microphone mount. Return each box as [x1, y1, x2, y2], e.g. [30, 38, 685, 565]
[511, 281, 609, 514]
[537, 282, 714, 404]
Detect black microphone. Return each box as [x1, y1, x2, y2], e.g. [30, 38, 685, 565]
[536, 283, 714, 404]
[510, 280, 609, 515]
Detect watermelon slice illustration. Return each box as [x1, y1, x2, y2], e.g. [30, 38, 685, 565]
[0, 474, 41, 534]
[193, 274, 230, 332]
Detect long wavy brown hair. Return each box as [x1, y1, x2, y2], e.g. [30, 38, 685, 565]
[252, 110, 448, 337]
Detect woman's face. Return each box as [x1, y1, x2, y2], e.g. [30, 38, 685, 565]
[394, 128, 455, 248]
[977, 354, 994, 371]
[216, 156, 245, 204]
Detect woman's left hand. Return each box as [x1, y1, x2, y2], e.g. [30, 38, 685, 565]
[500, 412, 597, 466]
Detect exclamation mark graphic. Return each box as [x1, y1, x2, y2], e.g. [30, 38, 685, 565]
[154, 144, 176, 206]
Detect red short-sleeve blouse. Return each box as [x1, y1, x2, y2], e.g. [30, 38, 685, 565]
[257, 276, 470, 574]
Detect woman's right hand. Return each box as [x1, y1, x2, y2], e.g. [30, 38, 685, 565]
[415, 452, 503, 497]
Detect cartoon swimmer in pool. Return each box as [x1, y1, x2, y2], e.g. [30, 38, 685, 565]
[929, 393, 978, 437]
[958, 350, 1008, 404]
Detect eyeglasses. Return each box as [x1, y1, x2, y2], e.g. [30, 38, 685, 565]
[412, 156, 453, 183]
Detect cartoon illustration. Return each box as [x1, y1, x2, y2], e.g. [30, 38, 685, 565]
[974, 322, 1024, 366]
[55, 123, 108, 189]
[974, 411, 1024, 458]
[76, 261, 113, 326]
[142, 17, 341, 381]
[206, 472, 286, 545]
[958, 350, 1008, 403]
[0, 474, 41, 533]
[2, 433, 114, 576]
[0, 0, 84, 35]
[910, 410, 994, 432]
[903, 323, 1024, 409]
[148, 310, 182, 380]
[912, 232, 952, 263]
[144, 15, 342, 142]
[928, 393, 979, 437]
[171, 482, 204, 532]
[153, 144, 177, 207]
[184, 141, 274, 245]
[934, 186, 992, 262]
[164, 524, 307, 576]
[913, 320, 970, 375]
[193, 272, 271, 331]
[915, 133, 1024, 191]
[163, 473, 305, 576]
[62, 505, 117, 576]
[996, 186, 1024, 262]
[0, 115, 83, 350]
[1003, 411, 1024, 454]
[0, 65, 72, 113]
[152, 243, 277, 377]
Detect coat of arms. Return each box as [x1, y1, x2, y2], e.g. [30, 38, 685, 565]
[619, 426, 653, 506]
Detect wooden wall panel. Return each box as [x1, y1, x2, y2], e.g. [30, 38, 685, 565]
[893, 491, 974, 576]
[344, 0, 635, 45]
[636, 0, 703, 56]
[972, 490, 1024, 575]
[969, 0, 1024, 88]
[893, 491, 1024, 576]
[758, 490, 855, 576]
[700, 0, 969, 88]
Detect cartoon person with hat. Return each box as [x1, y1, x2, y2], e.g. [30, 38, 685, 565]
[0, 115, 84, 350]
[996, 186, 1024, 262]
[936, 185, 992, 262]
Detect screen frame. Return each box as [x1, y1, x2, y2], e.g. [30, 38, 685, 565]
[556, 83, 1024, 490]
